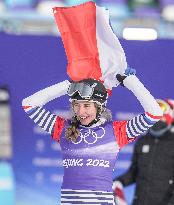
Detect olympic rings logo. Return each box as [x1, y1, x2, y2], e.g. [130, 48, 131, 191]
[72, 127, 105, 145]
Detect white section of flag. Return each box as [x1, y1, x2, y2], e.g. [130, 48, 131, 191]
[96, 5, 127, 89]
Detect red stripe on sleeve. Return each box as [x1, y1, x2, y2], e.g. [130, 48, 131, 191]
[22, 106, 32, 109]
[113, 121, 129, 149]
[146, 112, 162, 119]
[52, 117, 65, 143]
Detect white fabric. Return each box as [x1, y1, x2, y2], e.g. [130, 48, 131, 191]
[96, 5, 127, 89]
[124, 75, 163, 116]
[22, 80, 70, 107]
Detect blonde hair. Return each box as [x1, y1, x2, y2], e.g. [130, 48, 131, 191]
[65, 102, 112, 142]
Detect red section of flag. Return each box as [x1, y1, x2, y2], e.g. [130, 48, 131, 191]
[106, 89, 112, 96]
[53, 2, 102, 82]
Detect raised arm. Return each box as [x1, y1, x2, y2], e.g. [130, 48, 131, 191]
[124, 74, 163, 136]
[113, 70, 163, 148]
[22, 80, 70, 136]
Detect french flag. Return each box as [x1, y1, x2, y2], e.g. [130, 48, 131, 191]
[53, 1, 127, 90]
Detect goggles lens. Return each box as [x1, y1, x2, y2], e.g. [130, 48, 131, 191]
[68, 82, 94, 98]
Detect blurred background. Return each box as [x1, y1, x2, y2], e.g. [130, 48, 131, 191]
[1, 0, 174, 38]
[0, 0, 174, 205]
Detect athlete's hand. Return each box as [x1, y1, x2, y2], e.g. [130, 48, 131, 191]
[116, 67, 136, 87]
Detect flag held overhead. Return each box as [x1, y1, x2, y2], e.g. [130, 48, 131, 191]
[53, 1, 127, 90]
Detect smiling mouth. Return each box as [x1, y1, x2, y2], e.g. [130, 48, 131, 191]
[79, 116, 88, 120]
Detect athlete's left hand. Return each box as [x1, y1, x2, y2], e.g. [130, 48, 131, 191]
[116, 66, 136, 86]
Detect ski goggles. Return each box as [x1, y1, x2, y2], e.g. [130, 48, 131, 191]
[67, 82, 94, 98]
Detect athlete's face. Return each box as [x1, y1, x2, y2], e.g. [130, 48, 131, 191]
[72, 101, 97, 125]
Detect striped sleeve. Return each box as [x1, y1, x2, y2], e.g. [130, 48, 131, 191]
[126, 112, 162, 138]
[23, 105, 58, 135]
[113, 112, 161, 148]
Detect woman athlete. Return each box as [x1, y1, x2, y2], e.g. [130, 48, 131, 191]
[22, 2, 163, 204]
[22, 70, 162, 205]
